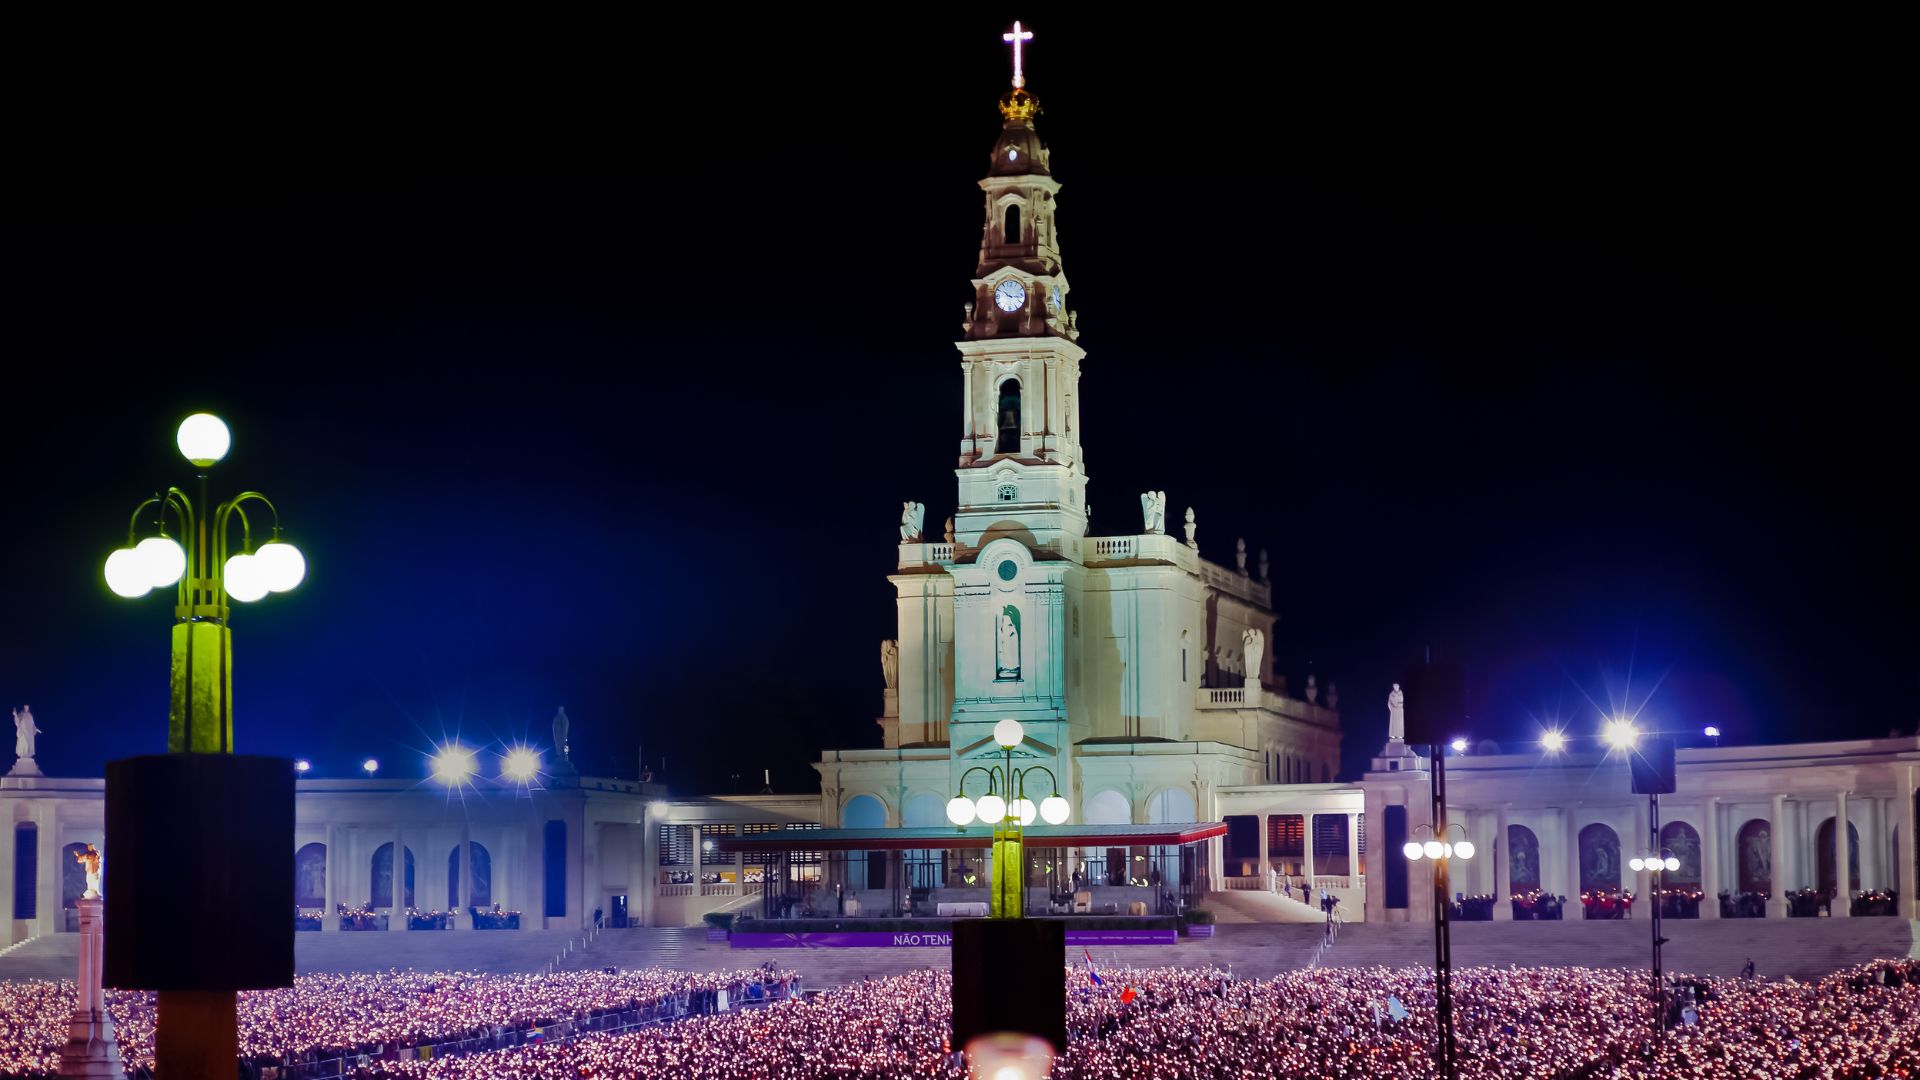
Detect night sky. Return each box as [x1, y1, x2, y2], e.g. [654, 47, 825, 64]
[5, 12, 1908, 791]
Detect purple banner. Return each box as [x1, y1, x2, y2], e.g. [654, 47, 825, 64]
[728, 928, 1177, 949]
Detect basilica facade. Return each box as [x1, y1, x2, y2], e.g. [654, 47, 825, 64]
[811, 80, 1342, 876]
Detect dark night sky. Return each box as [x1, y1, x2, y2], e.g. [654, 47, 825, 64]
[3, 11, 1909, 791]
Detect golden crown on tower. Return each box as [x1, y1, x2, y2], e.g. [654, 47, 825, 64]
[998, 87, 1042, 121]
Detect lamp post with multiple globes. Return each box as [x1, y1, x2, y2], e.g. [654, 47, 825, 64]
[945, 718, 1071, 920]
[99, 413, 305, 1078]
[103, 413, 306, 753]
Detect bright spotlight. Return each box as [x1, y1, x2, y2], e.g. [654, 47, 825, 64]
[501, 746, 541, 782]
[362, 758, 379, 775]
[431, 745, 477, 785]
[1450, 737, 1469, 753]
[1540, 730, 1566, 753]
[1703, 725, 1721, 739]
[293, 758, 311, 773]
[1602, 717, 1640, 750]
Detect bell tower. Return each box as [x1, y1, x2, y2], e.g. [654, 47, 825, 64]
[954, 23, 1087, 561]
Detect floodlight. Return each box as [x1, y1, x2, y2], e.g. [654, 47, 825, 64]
[502, 746, 541, 782]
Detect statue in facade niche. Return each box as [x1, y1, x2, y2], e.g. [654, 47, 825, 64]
[944, 517, 955, 544]
[995, 606, 1021, 681]
[880, 640, 899, 690]
[1258, 548, 1270, 583]
[1388, 684, 1406, 742]
[1183, 507, 1197, 547]
[900, 501, 925, 542]
[552, 708, 571, 762]
[75, 844, 103, 899]
[1139, 491, 1166, 534]
[1326, 682, 1339, 710]
[1240, 628, 1264, 682]
[1305, 674, 1319, 705]
[13, 706, 39, 761]
[1235, 538, 1247, 573]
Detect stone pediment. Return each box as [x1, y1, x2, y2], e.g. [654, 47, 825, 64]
[955, 732, 1059, 759]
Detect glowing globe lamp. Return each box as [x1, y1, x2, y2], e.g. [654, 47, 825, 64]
[974, 794, 1007, 824]
[1665, 856, 1680, 872]
[104, 548, 152, 598]
[1403, 841, 1424, 860]
[993, 718, 1025, 748]
[223, 553, 269, 602]
[176, 413, 231, 467]
[361, 758, 379, 775]
[947, 796, 977, 825]
[1422, 840, 1445, 861]
[1450, 737, 1468, 753]
[1011, 798, 1037, 827]
[502, 746, 541, 782]
[255, 539, 306, 592]
[1453, 840, 1475, 860]
[135, 535, 187, 588]
[1039, 795, 1070, 824]
[293, 759, 311, 773]
[965, 1032, 1052, 1080]
[1630, 857, 1647, 872]
[1703, 725, 1721, 738]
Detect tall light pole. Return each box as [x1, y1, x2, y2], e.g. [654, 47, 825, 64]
[945, 718, 1071, 919]
[99, 413, 305, 1079]
[1402, 812, 1474, 1080]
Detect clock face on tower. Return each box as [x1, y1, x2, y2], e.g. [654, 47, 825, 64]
[994, 279, 1027, 312]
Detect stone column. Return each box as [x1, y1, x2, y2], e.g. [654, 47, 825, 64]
[1902, 765, 1919, 921]
[458, 825, 473, 929]
[56, 896, 118, 1078]
[1347, 811, 1361, 890]
[522, 822, 545, 932]
[1768, 795, 1788, 918]
[0, 819, 15, 948]
[322, 825, 341, 932]
[1302, 813, 1317, 886]
[388, 825, 407, 932]
[1564, 806, 1581, 902]
[1700, 798, 1721, 919]
[1255, 814, 1269, 881]
[1832, 791, 1851, 918]
[1492, 807, 1512, 920]
[35, 806, 58, 936]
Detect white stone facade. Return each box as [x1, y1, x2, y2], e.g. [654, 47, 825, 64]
[819, 88, 1343, 892]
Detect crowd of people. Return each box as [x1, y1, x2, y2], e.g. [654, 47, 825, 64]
[0, 965, 789, 1079]
[6, 957, 1920, 1078]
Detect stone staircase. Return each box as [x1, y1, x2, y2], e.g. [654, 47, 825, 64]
[1204, 888, 1326, 924]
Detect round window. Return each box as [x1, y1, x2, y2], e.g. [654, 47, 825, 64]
[997, 560, 1018, 582]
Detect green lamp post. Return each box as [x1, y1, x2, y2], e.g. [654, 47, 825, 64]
[102, 413, 306, 753]
[945, 718, 1071, 919]
[99, 412, 305, 1079]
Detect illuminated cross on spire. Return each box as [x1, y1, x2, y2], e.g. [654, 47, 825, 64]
[1002, 20, 1034, 89]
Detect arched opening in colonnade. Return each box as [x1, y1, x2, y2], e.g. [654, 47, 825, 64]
[1578, 823, 1621, 894]
[448, 842, 493, 909]
[1736, 818, 1772, 896]
[295, 843, 326, 909]
[371, 843, 415, 909]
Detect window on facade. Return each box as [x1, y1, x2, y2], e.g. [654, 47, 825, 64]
[658, 825, 694, 868]
[1004, 204, 1021, 244]
[995, 380, 1021, 454]
[12, 823, 36, 919]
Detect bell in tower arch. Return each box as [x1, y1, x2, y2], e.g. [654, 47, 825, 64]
[995, 379, 1022, 454]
